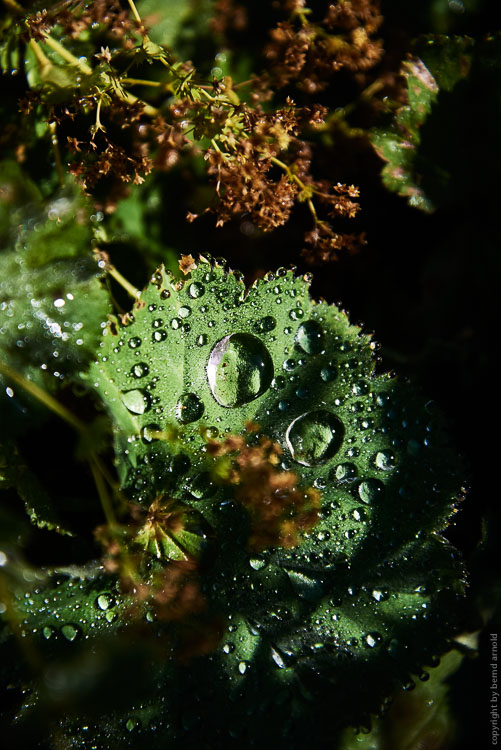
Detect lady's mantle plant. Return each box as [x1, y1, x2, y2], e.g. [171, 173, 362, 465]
[1, 254, 466, 748]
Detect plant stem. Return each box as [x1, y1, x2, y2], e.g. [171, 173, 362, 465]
[28, 39, 51, 69]
[107, 264, 141, 300]
[49, 122, 65, 187]
[90, 460, 117, 527]
[42, 34, 92, 75]
[0, 361, 86, 434]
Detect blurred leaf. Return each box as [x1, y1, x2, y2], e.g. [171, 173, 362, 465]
[0, 440, 73, 535]
[0, 164, 111, 429]
[371, 36, 474, 211]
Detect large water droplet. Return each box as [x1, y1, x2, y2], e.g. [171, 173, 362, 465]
[286, 410, 344, 466]
[176, 393, 204, 423]
[358, 478, 385, 504]
[296, 320, 324, 354]
[207, 333, 273, 408]
[121, 389, 150, 414]
[96, 593, 115, 611]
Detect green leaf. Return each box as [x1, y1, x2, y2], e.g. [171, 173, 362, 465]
[51, 255, 468, 745]
[0, 169, 111, 427]
[0, 440, 73, 535]
[371, 36, 474, 211]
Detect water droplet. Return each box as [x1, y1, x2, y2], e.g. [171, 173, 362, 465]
[141, 423, 161, 443]
[249, 555, 266, 571]
[372, 589, 389, 602]
[286, 410, 344, 466]
[334, 462, 358, 481]
[121, 389, 150, 414]
[185, 472, 215, 499]
[188, 282, 205, 298]
[289, 308, 304, 320]
[131, 362, 149, 379]
[128, 337, 142, 349]
[222, 642, 235, 654]
[126, 718, 138, 732]
[364, 632, 382, 648]
[352, 380, 369, 396]
[96, 593, 114, 611]
[286, 570, 324, 600]
[255, 315, 276, 333]
[60, 623, 81, 642]
[152, 318, 163, 328]
[171, 318, 180, 330]
[207, 333, 273, 408]
[358, 478, 385, 504]
[375, 450, 396, 470]
[296, 320, 324, 354]
[320, 366, 337, 382]
[238, 660, 249, 674]
[160, 289, 170, 300]
[176, 393, 204, 424]
[197, 334, 208, 346]
[179, 306, 191, 318]
[42, 625, 55, 639]
[152, 329, 167, 342]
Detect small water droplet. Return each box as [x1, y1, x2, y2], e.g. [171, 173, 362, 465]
[222, 642, 235, 654]
[152, 329, 167, 342]
[320, 366, 337, 382]
[334, 462, 358, 481]
[197, 334, 208, 347]
[131, 362, 149, 379]
[238, 660, 249, 674]
[358, 478, 385, 504]
[352, 380, 369, 396]
[207, 333, 273, 408]
[121, 389, 150, 414]
[42, 625, 55, 640]
[289, 308, 304, 320]
[60, 623, 81, 642]
[185, 472, 215, 499]
[255, 315, 276, 333]
[175, 393, 204, 423]
[249, 555, 266, 571]
[375, 450, 396, 470]
[96, 593, 114, 611]
[179, 306, 191, 318]
[188, 282, 205, 298]
[286, 410, 344, 466]
[296, 320, 324, 354]
[128, 337, 142, 349]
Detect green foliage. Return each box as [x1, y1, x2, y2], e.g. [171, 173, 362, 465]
[0, 163, 110, 410]
[0, 257, 467, 747]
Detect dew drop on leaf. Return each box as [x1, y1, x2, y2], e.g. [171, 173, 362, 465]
[255, 315, 276, 333]
[96, 593, 114, 611]
[296, 320, 324, 354]
[188, 282, 205, 298]
[121, 389, 150, 414]
[286, 410, 345, 466]
[128, 336, 142, 349]
[375, 450, 397, 470]
[152, 329, 167, 342]
[60, 623, 81, 641]
[358, 478, 385, 504]
[334, 462, 358, 481]
[131, 362, 149, 378]
[176, 392, 204, 423]
[207, 333, 274, 408]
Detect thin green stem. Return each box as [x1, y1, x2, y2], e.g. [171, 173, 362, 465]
[107, 264, 141, 300]
[0, 361, 86, 434]
[122, 78, 163, 88]
[90, 460, 117, 527]
[42, 34, 92, 75]
[127, 0, 144, 27]
[28, 39, 51, 69]
[49, 122, 65, 187]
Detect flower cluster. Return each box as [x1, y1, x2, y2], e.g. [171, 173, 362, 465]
[263, 0, 383, 92]
[207, 432, 320, 551]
